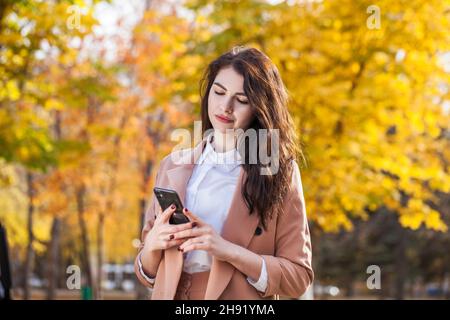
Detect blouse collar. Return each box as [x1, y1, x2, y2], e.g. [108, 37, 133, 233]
[198, 132, 242, 169]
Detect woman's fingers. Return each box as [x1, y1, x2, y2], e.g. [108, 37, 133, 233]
[156, 204, 177, 224]
[182, 207, 205, 226]
[172, 226, 208, 240]
[179, 235, 209, 252]
[161, 238, 186, 249]
[161, 221, 195, 235]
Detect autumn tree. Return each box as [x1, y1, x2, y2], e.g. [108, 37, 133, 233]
[183, 0, 450, 232]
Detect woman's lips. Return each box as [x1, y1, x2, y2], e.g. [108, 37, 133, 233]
[215, 114, 234, 124]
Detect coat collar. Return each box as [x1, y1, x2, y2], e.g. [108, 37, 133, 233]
[163, 135, 260, 300]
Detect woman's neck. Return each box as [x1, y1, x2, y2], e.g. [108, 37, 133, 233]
[212, 129, 236, 153]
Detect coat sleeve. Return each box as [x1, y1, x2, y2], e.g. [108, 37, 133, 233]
[258, 161, 314, 299]
[133, 159, 166, 288]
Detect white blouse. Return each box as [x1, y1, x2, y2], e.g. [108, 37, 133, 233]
[138, 132, 267, 293]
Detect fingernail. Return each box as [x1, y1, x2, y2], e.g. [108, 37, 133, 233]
[191, 222, 197, 228]
[171, 204, 175, 209]
[169, 234, 174, 240]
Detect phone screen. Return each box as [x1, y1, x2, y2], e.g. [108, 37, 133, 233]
[153, 187, 190, 224]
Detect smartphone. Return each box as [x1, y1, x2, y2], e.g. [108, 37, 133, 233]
[153, 187, 190, 225]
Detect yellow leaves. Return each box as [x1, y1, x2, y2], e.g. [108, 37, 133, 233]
[347, 141, 361, 157]
[350, 62, 360, 74]
[194, 13, 209, 27]
[340, 195, 354, 212]
[202, 0, 449, 236]
[5, 80, 20, 101]
[381, 177, 395, 189]
[59, 50, 77, 66]
[44, 98, 64, 111]
[399, 210, 423, 230]
[316, 209, 354, 233]
[33, 216, 52, 253]
[12, 53, 25, 67]
[172, 81, 186, 92]
[187, 93, 200, 104]
[17, 146, 31, 162]
[333, 19, 342, 31]
[428, 124, 441, 139]
[373, 51, 389, 66]
[362, 120, 381, 143]
[429, 174, 450, 193]
[368, 202, 378, 212]
[420, 108, 443, 139]
[384, 193, 401, 211]
[398, 199, 448, 232]
[409, 112, 426, 134]
[0, 0, 447, 262]
[423, 209, 448, 232]
[0, 168, 27, 248]
[408, 198, 423, 211]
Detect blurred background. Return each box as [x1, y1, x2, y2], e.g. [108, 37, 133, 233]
[0, 0, 449, 300]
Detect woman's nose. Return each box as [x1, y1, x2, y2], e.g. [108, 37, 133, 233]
[222, 97, 234, 113]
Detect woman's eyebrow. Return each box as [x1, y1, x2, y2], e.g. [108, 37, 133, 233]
[213, 82, 246, 96]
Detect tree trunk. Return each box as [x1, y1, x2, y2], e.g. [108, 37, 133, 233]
[96, 213, 105, 299]
[444, 273, 450, 299]
[23, 171, 35, 300]
[46, 217, 61, 300]
[345, 277, 355, 298]
[96, 116, 129, 299]
[394, 225, 407, 299]
[76, 184, 96, 299]
[136, 158, 154, 300]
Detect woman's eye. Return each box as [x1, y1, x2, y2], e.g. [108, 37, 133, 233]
[214, 90, 248, 104]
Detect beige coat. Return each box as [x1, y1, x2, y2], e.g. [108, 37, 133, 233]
[134, 136, 314, 299]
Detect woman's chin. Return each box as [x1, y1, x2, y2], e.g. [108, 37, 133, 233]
[212, 123, 234, 133]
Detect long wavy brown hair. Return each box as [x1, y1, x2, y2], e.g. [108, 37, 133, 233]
[199, 46, 302, 230]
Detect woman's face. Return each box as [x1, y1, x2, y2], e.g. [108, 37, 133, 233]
[208, 66, 255, 133]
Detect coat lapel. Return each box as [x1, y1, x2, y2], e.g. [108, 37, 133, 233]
[162, 136, 260, 300]
[162, 138, 207, 299]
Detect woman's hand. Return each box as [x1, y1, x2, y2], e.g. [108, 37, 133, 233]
[143, 204, 195, 252]
[174, 208, 237, 262]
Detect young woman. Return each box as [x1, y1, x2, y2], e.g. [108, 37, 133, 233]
[134, 46, 313, 300]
